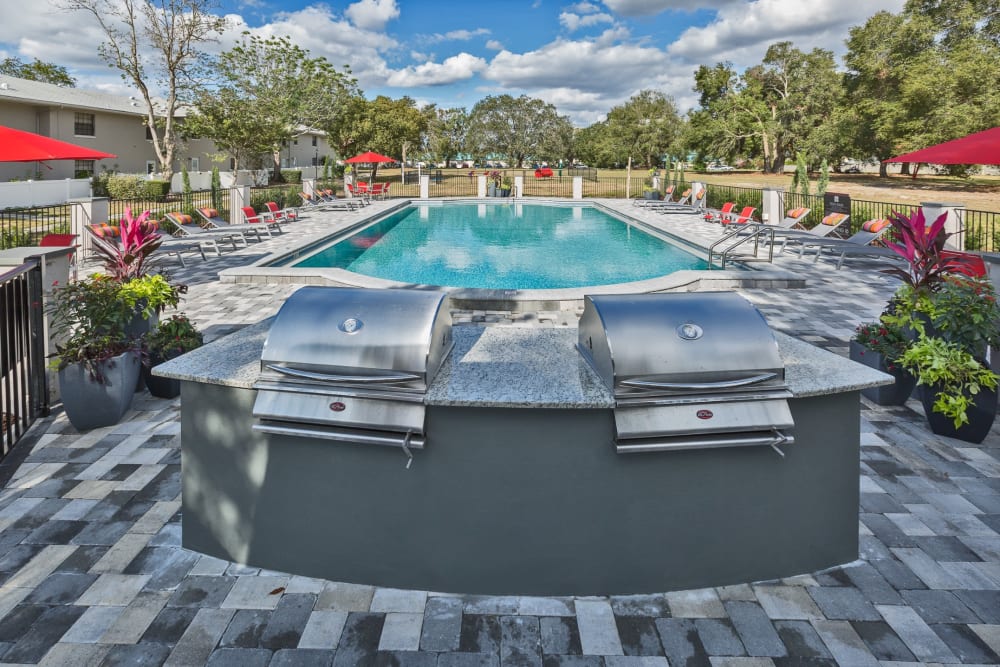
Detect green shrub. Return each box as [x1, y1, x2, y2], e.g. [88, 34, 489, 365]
[283, 171, 302, 184]
[144, 180, 170, 199]
[106, 174, 148, 199]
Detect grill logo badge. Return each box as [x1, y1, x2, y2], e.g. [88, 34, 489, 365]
[338, 317, 363, 334]
[696, 409, 714, 420]
[330, 402, 346, 412]
[677, 322, 703, 340]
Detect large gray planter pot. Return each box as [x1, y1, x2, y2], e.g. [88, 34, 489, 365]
[849, 341, 916, 405]
[58, 351, 141, 431]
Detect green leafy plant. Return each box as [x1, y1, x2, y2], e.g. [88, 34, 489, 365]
[919, 275, 1000, 354]
[852, 320, 910, 370]
[119, 274, 185, 318]
[899, 336, 998, 428]
[146, 313, 203, 359]
[46, 276, 139, 383]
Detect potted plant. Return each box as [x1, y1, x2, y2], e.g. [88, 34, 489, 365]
[142, 314, 203, 398]
[899, 336, 998, 443]
[119, 273, 184, 337]
[47, 276, 141, 431]
[487, 170, 501, 197]
[500, 176, 513, 197]
[850, 318, 915, 405]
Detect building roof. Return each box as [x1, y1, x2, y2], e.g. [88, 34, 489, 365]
[0, 74, 150, 116]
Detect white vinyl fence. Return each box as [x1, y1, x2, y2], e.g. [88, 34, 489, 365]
[0, 179, 91, 208]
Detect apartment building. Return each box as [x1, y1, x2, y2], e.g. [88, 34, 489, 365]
[0, 75, 332, 183]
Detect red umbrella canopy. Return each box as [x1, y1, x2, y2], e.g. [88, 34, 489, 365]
[885, 127, 1000, 165]
[344, 151, 395, 164]
[0, 125, 117, 162]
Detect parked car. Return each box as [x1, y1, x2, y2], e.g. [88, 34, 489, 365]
[842, 165, 862, 174]
[706, 163, 735, 172]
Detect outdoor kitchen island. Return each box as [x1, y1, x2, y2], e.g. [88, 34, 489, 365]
[156, 313, 891, 596]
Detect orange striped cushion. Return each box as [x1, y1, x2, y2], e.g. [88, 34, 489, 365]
[861, 218, 890, 233]
[200, 208, 219, 218]
[169, 212, 193, 225]
[787, 207, 808, 219]
[823, 213, 847, 226]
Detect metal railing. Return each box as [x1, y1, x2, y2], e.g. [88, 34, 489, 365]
[963, 209, 1000, 253]
[1, 259, 48, 461]
[0, 203, 73, 249]
[705, 185, 765, 222]
[107, 189, 230, 225]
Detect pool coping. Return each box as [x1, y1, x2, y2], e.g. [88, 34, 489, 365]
[219, 198, 806, 310]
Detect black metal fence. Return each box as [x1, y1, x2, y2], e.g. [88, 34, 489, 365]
[1, 260, 48, 461]
[0, 203, 72, 249]
[705, 185, 765, 222]
[964, 209, 1000, 253]
[106, 189, 231, 225]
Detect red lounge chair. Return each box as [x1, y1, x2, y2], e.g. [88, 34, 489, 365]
[941, 250, 988, 278]
[703, 202, 735, 223]
[720, 206, 756, 226]
[264, 201, 299, 224]
[533, 168, 553, 178]
[241, 206, 283, 234]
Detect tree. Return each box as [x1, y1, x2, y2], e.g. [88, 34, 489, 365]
[605, 90, 681, 167]
[574, 121, 622, 168]
[65, 0, 227, 180]
[426, 107, 468, 167]
[188, 33, 358, 177]
[691, 43, 842, 173]
[0, 57, 76, 86]
[466, 95, 566, 167]
[346, 96, 428, 179]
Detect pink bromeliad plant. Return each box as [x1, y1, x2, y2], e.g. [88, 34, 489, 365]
[90, 207, 163, 282]
[882, 208, 974, 290]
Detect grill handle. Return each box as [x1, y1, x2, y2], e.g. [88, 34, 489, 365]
[265, 364, 421, 384]
[253, 421, 426, 449]
[616, 430, 794, 454]
[619, 372, 777, 391]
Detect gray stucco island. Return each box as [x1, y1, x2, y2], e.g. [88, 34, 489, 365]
[155, 320, 892, 596]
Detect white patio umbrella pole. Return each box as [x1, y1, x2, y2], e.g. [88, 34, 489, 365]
[626, 156, 632, 199]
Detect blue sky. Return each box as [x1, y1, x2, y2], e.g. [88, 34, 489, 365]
[2, 0, 906, 125]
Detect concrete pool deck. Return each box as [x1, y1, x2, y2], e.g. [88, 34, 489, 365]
[0, 199, 998, 666]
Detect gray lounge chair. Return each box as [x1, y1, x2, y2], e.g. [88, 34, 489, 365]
[195, 207, 269, 241]
[805, 219, 900, 268]
[770, 212, 851, 254]
[162, 211, 250, 249]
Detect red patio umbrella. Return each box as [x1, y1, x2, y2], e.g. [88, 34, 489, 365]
[884, 127, 1000, 165]
[0, 125, 117, 162]
[344, 151, 395, 164]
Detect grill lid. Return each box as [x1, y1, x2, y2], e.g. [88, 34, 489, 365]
[260, 286, 452, 391]
[578, 292, 785, 397]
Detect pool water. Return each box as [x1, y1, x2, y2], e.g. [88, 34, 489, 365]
[291, 202, 708, 289]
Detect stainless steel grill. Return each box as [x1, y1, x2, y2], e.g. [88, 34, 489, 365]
[578, 292, 794, 454]
[252, 287, 452, 459]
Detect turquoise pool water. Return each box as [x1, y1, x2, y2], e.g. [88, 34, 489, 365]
[291, 202, 708, 289]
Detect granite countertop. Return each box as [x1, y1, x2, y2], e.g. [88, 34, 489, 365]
[155, 321, 892, 406]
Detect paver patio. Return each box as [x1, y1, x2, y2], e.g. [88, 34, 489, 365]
[0, 199, 997, 666]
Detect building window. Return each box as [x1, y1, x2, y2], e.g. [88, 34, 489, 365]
[145, 125, 153, 141]
[230, 157, 236, 170]
[189, 157, 199, 171]
[312, 136, 317, 147]
[293, 139, 298, 145]
[74, 160, 95, 177]
[146, 161, 157, 175]
[74, 112, 95, 137]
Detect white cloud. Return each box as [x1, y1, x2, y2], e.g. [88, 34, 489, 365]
[602, 0, 738, 16]
[559, 11, 615, 31]
[668, 0, 906, 64]
[485, 39, 505, 50]
[344, 0, 400, 31]
[422, 28, 491, 43]
[387, 53, 487, 87]
[569, 1, 602, 12]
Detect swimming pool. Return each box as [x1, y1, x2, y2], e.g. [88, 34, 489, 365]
[286, 202, 708, 289]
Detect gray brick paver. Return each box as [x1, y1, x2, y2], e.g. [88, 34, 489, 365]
[1, 200, 998, 666]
